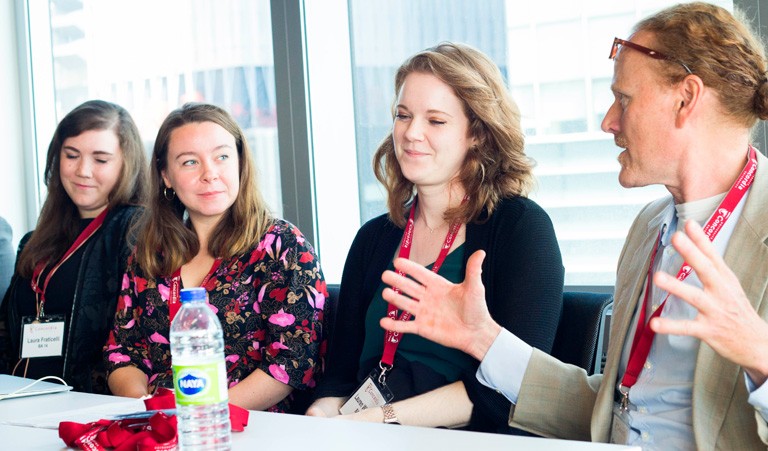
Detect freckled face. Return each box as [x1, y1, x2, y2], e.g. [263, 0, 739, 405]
[161, 121, 240, 226]
[392, 72, 476, 189]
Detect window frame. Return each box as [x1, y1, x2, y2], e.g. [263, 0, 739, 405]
[14, 0, 768, 288]
[273, 0, 767, 288]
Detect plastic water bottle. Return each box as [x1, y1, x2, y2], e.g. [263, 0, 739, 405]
[170, 287, 231, 450]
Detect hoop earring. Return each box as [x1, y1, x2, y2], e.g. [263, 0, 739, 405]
[163, 187, 175, 200]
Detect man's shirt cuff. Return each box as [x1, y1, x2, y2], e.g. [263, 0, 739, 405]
[475, 328, 533, 404]
[745, 373, 768, 423]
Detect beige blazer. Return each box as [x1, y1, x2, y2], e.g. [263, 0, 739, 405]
[509, 152, 768, 450]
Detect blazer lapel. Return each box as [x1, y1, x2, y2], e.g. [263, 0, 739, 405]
[612, 204, 669, 353]
[693, 151, 768, 448]
[594, 199, 671, 441]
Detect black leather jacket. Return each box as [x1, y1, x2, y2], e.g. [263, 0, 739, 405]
[0, 206, 140, 393]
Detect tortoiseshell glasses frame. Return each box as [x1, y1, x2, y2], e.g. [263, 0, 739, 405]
[609, 37, 692, 75]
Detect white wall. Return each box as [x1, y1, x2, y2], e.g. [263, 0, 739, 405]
[0, 0, 29, 249]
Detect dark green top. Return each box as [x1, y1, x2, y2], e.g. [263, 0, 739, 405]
[359, 243, 475, 381]
[316, 197, 564, 433]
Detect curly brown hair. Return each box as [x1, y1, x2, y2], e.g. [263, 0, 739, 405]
[373, 42, 534, 228]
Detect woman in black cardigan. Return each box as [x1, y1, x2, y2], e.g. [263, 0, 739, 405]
[0, 100, 147, 393]
[307, 42, 564, 433]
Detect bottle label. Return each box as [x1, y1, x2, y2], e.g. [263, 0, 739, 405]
[172, 360, 229, 406]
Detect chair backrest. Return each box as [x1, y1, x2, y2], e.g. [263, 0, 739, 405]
[325, 283, 340, 341]
[551, 291, 613, 375]
[323, 285, 612, 374]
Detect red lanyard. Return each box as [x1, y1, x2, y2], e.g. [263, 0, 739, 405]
[168, 258, 223, 322]
[30, 209, 108, 318]
[381, 198, 463, 369]
[619, 147, 757, 404]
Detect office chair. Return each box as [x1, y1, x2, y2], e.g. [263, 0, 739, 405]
[325, 283, 340, 341]
[551, 291, 613, 375]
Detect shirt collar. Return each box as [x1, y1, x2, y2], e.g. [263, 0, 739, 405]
[659, 192, 728, 247]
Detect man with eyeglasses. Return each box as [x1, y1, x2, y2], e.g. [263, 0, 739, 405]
[377, 3, 768, 449]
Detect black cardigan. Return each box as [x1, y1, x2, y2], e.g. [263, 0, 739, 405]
[315, 197, 564, 433]
[0, 205, 141, 393]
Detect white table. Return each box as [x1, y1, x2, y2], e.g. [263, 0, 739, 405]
[0, 378, 639, 450]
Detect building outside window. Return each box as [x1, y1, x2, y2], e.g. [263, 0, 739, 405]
[25, 0, 738, 285]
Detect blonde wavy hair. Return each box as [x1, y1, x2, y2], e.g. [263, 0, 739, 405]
[373, 42, 533, 228]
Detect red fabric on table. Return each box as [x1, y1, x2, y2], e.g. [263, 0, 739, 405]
[145, 388, 249, 431]
[58, 388, 248, 449]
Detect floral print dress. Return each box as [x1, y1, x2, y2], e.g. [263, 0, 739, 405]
[104, 220, 327, 412]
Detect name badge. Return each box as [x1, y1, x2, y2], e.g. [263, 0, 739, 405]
[20, 315, 66, 358]
[339, 368, 394, 415]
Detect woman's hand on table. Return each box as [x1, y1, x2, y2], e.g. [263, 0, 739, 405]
[305, 396, 345, 417]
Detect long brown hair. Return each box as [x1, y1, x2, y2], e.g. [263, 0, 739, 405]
[135, 103, 273, 279]
[18, 100, 147, 277]
[633, 2, 768, 128]
[373, 42, 534, 227]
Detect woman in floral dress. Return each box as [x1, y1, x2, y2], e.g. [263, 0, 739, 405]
[104, 103, 327, 412]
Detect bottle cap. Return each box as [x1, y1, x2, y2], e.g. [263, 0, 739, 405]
[180, 287, 207, 303]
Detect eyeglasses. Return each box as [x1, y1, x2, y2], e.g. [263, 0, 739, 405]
[609, 37, 692, 75]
